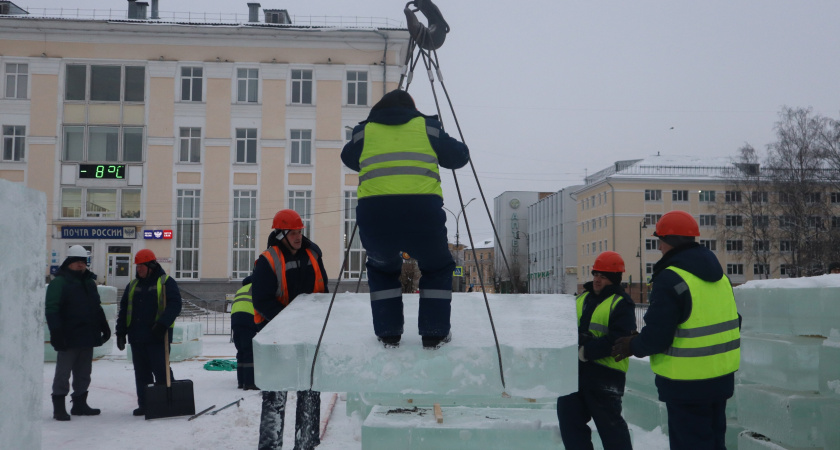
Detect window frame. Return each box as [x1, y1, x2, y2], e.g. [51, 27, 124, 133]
[725, 240, 744, 252]
[290, 129, 312, 165]
[5, 62, 28, 99]
[178, 127, 202, 163]
[346, 70, 368, 106]
[175, 189, 201, 280]
[236, 68, 259, 103]
[288, 190, 312, 237]
[60, 125, 145, 163]
[235, 128, 258, 164]
[672, 190, 689, 202]
[644, 189, 662, 201]
[342, 190, 367, 280]
[180, 66, 204, 102]
[699, 190, 716, 202]
[290, 69, 313, 105]
[2, 125, 26, 162]
[699, 239, 717, 251]
[698, 214, 716, 227]
[231, 190, 257, 279]
[725, 191, 742, 203]
[726, 263, 744, 275]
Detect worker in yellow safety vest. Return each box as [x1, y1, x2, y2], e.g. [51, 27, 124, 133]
[230, 277, 257, 390]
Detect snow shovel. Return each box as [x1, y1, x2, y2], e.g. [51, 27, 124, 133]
[145, 333, 195, 420]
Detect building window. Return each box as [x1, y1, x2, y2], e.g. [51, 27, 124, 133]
[646, 263, 654, 275]
[672, 190, 689, 201]
[751, 215, 770, 228]
[290, 129, 312, 165]
[725, 215, 743, 227]
[2, 125, 25, 161]
[645, 189, 662, 201]
[86, 189, 117, 218]
[346, 71, 368, 106]
[179, 127, 201, 163]
[779, 240, 793, 252]
[237, 68, 259, 103]
[699, 190, 716, 202]
[59, 187, 141, 220]
[726, 240, 743, 252]
[61, 126, 144, 162]
[123, 127, 144, 162]
[5, 63, 28, 99]
[753, 264, 770, 276]
[121, 189, 141, 218]
[63, 64, 145, 102]
[88, 126, 119, 161]
[779, 192, 792, 204]
[807, 216, 823, 229]
[232, 190, 257, 279]
[644, 214, 662, 226]
[780, 264, 793, 277]
[291, 69, 313, 104]
[288, 190, 312, 237]
[805, 192, 821, 204]
[751, 191, 769, 203]
[176, 189, 201, 279]
[725, 191, 742, 203]
[832, 216, 840, 229]
[61, 188, 82, 218]
[753, 240, 770, 252]
[343, 191, 366, 279]
[699, 239, 716, 251]
[727, 264, 744, 275]
[779, 216, 796, 229]
[698, 214, 716, 227]
[181, 67, 203, 102]
[235, 128, 257, 164]
[645, 239, 659, 251]
[831, 193, 840, 204]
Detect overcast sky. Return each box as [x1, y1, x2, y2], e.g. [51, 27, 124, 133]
[23, 0, 840, 244]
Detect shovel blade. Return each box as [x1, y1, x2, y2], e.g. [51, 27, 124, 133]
[144, 380, 195, 420]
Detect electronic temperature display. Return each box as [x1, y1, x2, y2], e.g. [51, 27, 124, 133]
[79, 164, 126, 179]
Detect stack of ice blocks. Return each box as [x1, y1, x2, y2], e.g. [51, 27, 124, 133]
[125, 322, 204, 361]
[734, 276, 840, 449]
[254, 293, 581, 449]
[44, 285, 118, 362]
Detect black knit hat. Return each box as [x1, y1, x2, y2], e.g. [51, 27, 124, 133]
[592, 270, 622, 286]
[371, 89, 416, 112]
[659, 235, 695, 248]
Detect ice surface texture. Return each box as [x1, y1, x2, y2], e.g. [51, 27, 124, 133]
[254, 293, 578, 396]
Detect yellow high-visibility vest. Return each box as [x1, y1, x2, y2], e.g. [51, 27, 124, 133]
[576, 292, 629, 373]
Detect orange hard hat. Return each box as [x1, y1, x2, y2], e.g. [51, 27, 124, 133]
[593, 251, 625, 273]
[654, 210, 700, 238]
[272, 209, 304, 230]
[135, 249, 156, 264]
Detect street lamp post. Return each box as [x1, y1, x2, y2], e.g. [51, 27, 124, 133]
[639, 220, 648, 303]
[443, 197, 476, 292]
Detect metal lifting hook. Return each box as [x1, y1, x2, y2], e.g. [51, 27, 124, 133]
[404, 0, 450, 50]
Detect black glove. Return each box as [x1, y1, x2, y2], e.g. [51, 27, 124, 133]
[50, 330, 69, 352]
[611, 331, 639, 362]
[578, 330, 595, 346]
[117, 335, 126, 351]
[151, 322, 168, 341]
[100, 322, 112, 344]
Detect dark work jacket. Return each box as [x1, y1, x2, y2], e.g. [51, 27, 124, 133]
[577, 282, 637, 393]
[252, 236, 329, 331]
[630, 243, 737, 403]
[45, 267, 108, 349]
[115, 266, 182, 344]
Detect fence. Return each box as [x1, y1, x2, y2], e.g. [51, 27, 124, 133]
[634, 303, 648, 331]
[176, 299, 231, 336]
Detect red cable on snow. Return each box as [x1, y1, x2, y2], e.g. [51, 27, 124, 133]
[319, 393, 339, 441]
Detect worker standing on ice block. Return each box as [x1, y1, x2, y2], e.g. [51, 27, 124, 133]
[252, 208, 328, 450]
[557, 251, 635, 450]
[341, 89, 470, 350]
[612, 210, 740, 450]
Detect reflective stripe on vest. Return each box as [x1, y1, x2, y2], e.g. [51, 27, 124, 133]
[231, 283, 254, 316]
[650, 267, 740, 380]
[254, 247, 326, 324]
[357, 117, 443, 199]
[126, 274, 170, 328]
[576, 292, 629, 373]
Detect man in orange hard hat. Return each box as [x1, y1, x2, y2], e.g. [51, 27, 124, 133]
[558, 251, 635, 450]
[252, 209, 328, 450]
[612, 210, 740, 449]
[115, 248, 182, 416]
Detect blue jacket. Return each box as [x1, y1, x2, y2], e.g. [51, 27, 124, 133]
[577, 282, 637, 393]
[116, 266, 182, 344]
[630, 243, 737, 403]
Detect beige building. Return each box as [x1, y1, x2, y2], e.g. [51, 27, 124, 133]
[463, 239, 495, 293]
[575, 154, 840, 302]
[0, 2, 409, 295]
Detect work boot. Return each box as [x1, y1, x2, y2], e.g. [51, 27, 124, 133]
[52, 395, 70, 421]
[422, 332, 452, 350]
[133, 407, 145, 416]
[377, 335, 401, 349]
[70, 392, 101, 416]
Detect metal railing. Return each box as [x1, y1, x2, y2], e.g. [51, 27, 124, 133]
[176, 299, 231, 336]
[11, 8, 404, 28]
[634, 303, 648, 331]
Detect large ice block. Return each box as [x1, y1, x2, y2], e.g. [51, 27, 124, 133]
[740, 333, 824, 391]
[736, 383, 836, 447]
[735, 287, 825, 336]
[822, 403, 840, 450]
[738, 430, 815, 450]
[626, 357, 657, 397]
[254, 293, 578, 396]
[345, 392, 555, 420]
[622, 388, 668, 433]
[361, 405, 566, 450]
[172, 321, 203, 343]
[819, 337, 840, 398]
[97, 285, 118, 304]
[0, 179, 45, 450]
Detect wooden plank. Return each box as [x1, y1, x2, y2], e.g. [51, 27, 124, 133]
[433, 403, 443, 424]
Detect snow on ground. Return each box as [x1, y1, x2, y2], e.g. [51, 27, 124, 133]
[42, 335, 669, 449]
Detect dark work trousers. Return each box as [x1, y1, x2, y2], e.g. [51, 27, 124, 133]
[666, 400, 728, 450]
[259, 390, 321, 450]
[232, 325, 256, 387]
[359, 218, 455, 338]
[557, 390, 633, 450]
[52, 347, 94, 397]
[130, 340, 173, 408]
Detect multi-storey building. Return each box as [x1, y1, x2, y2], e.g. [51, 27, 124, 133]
[575, 154, 840, 301]
[493, 191, 549, 293]
[0, 2, 409, 296]
[463, 239, 495, 293]
[526, 185, 582, 294]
